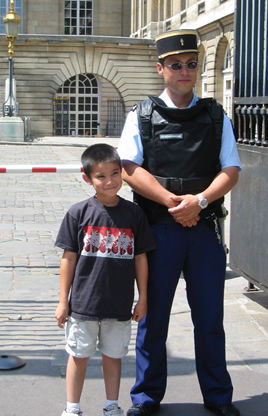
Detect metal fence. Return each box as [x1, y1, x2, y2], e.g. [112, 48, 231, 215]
[106, 99, 125, 137]
[230, 0, 268, 292]
[233, 0, 268, 147]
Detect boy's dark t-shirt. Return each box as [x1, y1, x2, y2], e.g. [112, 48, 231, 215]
[55, 195, 155, 321]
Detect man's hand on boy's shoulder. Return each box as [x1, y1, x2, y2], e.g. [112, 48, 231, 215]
[132, 300, 147, 322]
[55, 302, 69, 328]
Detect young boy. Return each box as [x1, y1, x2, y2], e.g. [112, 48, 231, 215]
[55, 144, 155, 416]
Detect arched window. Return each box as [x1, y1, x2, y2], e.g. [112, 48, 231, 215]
[222, 46, 232, 118]
[201, 56, 207, 98]
[64, 0, 93, 35]
[57, 74, 99, 136]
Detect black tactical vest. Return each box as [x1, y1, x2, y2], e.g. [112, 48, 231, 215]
[134, 96, 224, 224]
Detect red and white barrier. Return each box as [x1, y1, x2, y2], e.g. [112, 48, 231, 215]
[0, 165, 84, 173]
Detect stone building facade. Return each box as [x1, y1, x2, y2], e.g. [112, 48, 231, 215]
[0, 0, 161, 137]
[0, 0, 235, 138]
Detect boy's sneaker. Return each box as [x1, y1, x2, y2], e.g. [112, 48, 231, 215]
[61, 410, 83, 416]
[103, 404, 124, 416]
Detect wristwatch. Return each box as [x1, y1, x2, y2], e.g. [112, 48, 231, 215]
[197, 193, 208, 209]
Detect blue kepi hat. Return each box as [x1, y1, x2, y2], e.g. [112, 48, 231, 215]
[155, 29, 199, 59]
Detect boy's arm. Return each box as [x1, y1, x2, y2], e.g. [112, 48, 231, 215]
[132, 252, 148, 322]
[55, 249, 77, 328]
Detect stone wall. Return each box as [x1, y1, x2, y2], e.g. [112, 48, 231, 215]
[0, 36, 163, 137]
[22, 0, 131, 37]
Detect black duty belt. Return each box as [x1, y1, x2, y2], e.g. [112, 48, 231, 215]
[154, 174, 215, 195]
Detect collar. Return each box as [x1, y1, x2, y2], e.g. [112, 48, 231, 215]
[159, 90, 199, 108]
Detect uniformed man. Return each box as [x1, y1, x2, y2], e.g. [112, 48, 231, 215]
[118, 29, 241, 416]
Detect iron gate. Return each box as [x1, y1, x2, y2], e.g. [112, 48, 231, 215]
[106, 99, 125, 137]
[54, 96, 69, 136]
[230, 0, 268, 291]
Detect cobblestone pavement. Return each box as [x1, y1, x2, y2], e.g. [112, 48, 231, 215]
[0, 139, 268, 416]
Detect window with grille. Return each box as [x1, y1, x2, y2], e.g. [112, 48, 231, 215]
[64, 0, 93, 35]
[57, 74, 99, 136]
[0, 0, 22, 34]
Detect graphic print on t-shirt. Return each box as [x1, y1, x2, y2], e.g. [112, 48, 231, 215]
[82, 225, 134, 258]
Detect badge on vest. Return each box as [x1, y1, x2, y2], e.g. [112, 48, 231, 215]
[160, 133, 184, 140]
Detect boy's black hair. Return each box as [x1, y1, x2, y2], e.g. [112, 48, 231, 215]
[81, 143, 121, 177]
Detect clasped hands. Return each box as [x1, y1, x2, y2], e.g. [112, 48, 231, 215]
[168, 194, 201, 227]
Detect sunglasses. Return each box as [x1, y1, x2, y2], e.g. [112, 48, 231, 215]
[165, 61, 199, 71]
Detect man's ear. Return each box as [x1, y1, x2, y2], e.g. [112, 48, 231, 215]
[156, 62, 164, 75]
[82, 173, 92, 184]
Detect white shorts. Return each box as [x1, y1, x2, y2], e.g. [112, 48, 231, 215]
[65, 316, 132, 359]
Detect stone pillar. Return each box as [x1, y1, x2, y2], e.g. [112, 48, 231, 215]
[0, 116, 24, 142]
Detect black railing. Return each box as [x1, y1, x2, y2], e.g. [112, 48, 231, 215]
[234, 103, 268, 147]
[230, 0, 268, 292]
[233, 0, 268, 146]
[106, 99, 125, 137]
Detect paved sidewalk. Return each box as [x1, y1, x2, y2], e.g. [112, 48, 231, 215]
[0, 137, 268, 416]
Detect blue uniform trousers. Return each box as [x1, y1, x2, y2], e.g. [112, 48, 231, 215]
[131, 219, 233, 406]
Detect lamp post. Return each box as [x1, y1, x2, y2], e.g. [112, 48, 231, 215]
[0, 2, 25, 368]
[0, 0, 24, 142]
[2, 0, 21, 117]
